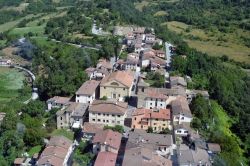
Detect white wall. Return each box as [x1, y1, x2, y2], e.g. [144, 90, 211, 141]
[173, 114, 192, 124]
[145, 98, 166, 109]
[89, 112, 125, 126]
[76, 92, 95, 104]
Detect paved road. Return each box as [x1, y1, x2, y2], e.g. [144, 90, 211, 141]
[165, 42, 173, 67]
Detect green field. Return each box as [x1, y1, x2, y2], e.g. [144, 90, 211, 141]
[0, 67, 25, 103]
[0, 14, 41, 33]
[165, 21, 250, 63]
[51, 129, 74, 140]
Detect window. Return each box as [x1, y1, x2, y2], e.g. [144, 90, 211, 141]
[118, 115, 120, 117]
[150, 103, 152, 105]
[141, 125, 143, 129]
[184, 131, 188, 133]
[134, 117, 137, 120]
[98, 113, 101, 115]
[177, 130, 182, 133]
[104, 87, 106, 89]
[118, 94, 120, 97]
[103, 120, 105, 122]
[181, 117, 184, 120]
[154, 123, 157, 125]
[117, 121, 120, 124]
[61, 123, 63, 125]
[123, 88, 125, 90]
[106, 120, 109, 123]
[163, 124, 166, 126]
[98, 119, 100, 122]
[160, 104, 162, 106]
[92, 119, 95, 121]
[112, 120, 115, 123]
[60, 117, 63, 120]
[112, 114, 115, 117]
[88, 101, 90, 104]
[151, 98, 153, 101]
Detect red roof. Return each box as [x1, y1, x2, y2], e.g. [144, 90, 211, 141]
[133, 108, 171, 120]
[93, 129, 122, 150]
[94, 152, 117, 166]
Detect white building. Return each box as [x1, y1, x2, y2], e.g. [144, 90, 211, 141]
[46, 96, 70, 111]
[75, 80, 100, 104]
[171, 96, 192, 125]
[89, 100, 128, 126]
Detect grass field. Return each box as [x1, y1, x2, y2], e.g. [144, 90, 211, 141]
[135, 1, 150, 11]
[165, 21, 250, 63]
[7, 11, 67, 37]
[0, 67, 25, 103]
[51, 129, 74, 140]
[0, 14, 41, 33]
[28, 145, 42, 156]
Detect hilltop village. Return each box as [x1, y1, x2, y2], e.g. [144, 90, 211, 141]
[8, 26, 223, 166]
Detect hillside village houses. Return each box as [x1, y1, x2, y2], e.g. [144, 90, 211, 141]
[131, 108, 172, 132]
[100, 70, 134, 100]
[89, 100, 128, 126]
[30, 25, 223, 166]
[75, 80, 100, 104]
[36, 136, 74, 166]
[56, 102, 89, 129]
[47, 96, 71, 111]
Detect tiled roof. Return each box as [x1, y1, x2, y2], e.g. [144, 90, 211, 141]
[171, 96, 192, 117]
[122, 147, 172, 166]
[93, 129, 122, 150]
[170, 76, 187, 87]
[127, 129, 173, 148]
[94, 152, 117, 166]
[133, 108, 171, 120]
[89, 100, 127, 115]
[76, 80, 100, 95]
[145, 88, 168, 99]
[82, 122, 104, 134]
[47, 96, 70, 104]
[97, 59, 112, 69]
[37, 136, 72, 166]
[56, 102, 88, 117]
[207, 143, 221, 152]
[100, 71, 134, 88]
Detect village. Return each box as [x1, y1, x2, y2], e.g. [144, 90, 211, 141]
[7, 26, 223, 166]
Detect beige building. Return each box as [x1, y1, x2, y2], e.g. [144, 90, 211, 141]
[89, 100, 128, 126]
[56, 102, 89, 129]
[132, 108, 172, 132]
[100, 71, 134, 100]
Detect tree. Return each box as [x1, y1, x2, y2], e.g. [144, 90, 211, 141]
[104, 125, 124, 133]
[147, 126, 153, 133]
[21, 101, 45, 118]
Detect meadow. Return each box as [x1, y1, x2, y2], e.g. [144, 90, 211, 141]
[0, 67, 25, 104]
[165, 21, 250, 63]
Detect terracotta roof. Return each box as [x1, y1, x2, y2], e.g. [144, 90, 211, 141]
[94, 152, 117, 166]
[100, 71, 134, 88]
[133, 108, 171, 120]
[171, 96, 192, 117]
[97, 59, 112, 69]
[14, 158, 25, 165]
[207, 143, 221, 152]
[37, 136, 72, 166]
[145, 88, 168, 99]
[122, 147, 172, 166]
[125, 57, 139, 65]
[93, 129, 122, 150]
[127, 129, 173, 149]
[170, 76, 187, 87]
[76, 80, 100, 95]
[57, 102, 89, 117]
[83, 122, 104, 134]
[47, 96, 70, 104]
[89, 100, 127, 115]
